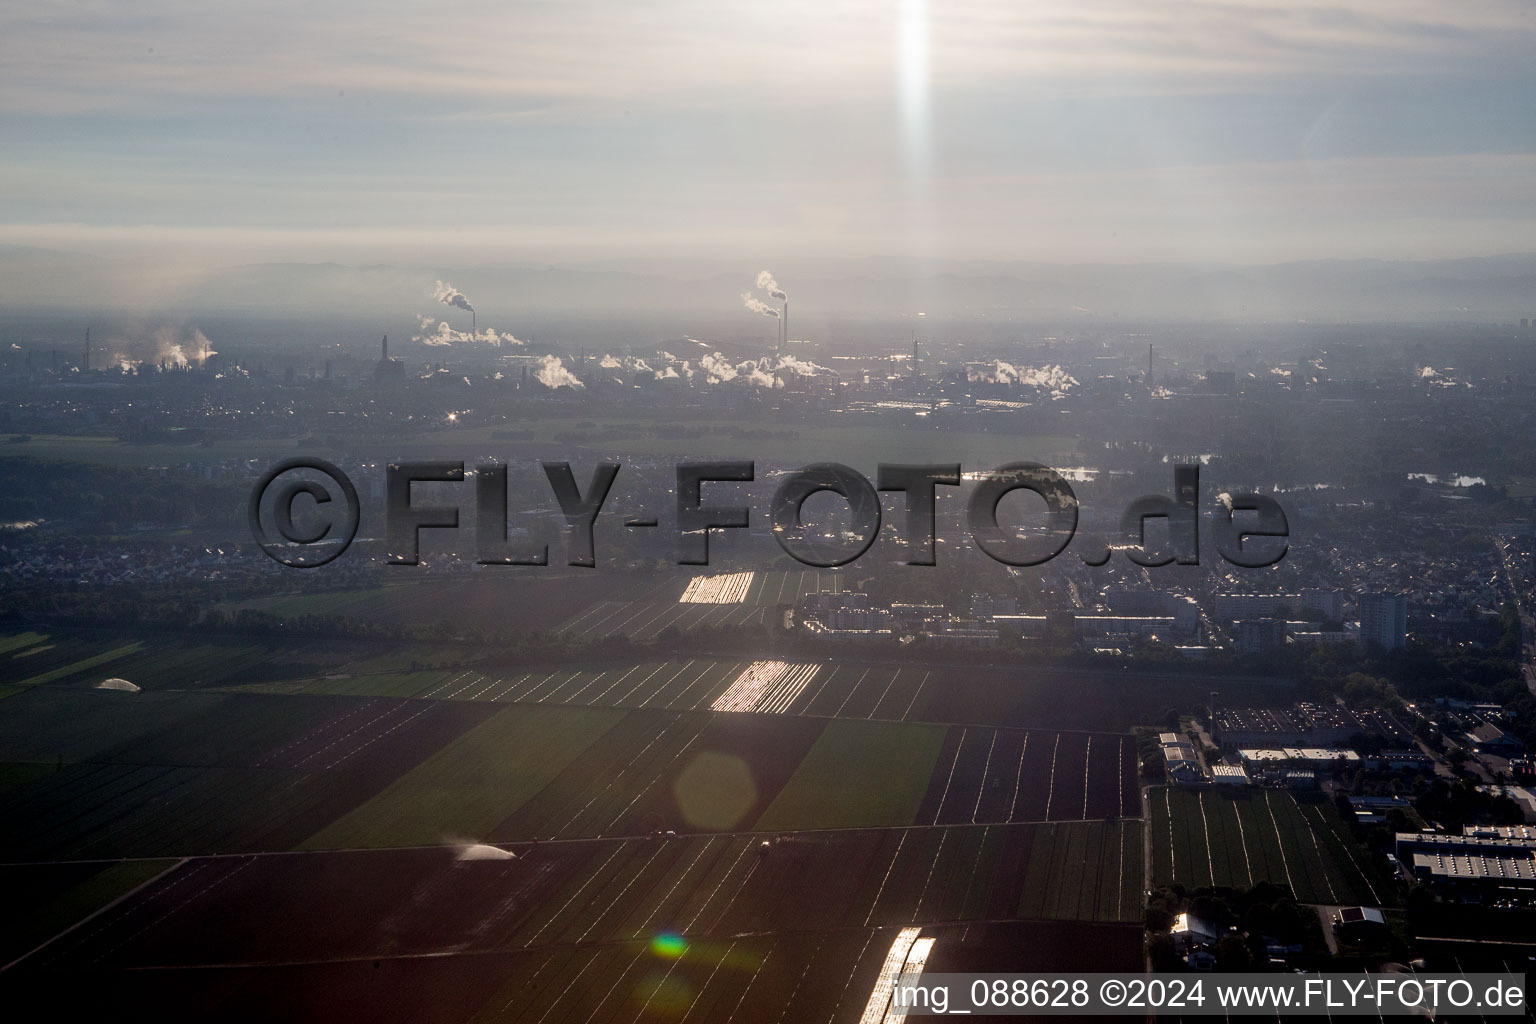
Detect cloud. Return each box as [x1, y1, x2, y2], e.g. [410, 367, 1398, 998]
[6, 2, 1531, 118]
[4, 2, 1534, 269]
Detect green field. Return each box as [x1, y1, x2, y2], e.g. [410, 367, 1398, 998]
[302, 703, 627, 849]
[1017, 820, 1145, 924]
[755, 719, 947, 830]
[1150, 787, 1392, 905]
[8, 641, 143, 688]
[0, 630, 311, 693]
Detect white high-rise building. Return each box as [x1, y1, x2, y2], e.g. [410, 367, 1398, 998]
[1358, 592, 1407, 650]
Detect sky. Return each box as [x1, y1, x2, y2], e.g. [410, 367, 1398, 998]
[1, 0, 1534, 266]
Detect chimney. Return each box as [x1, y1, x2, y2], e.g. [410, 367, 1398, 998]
[471, 310, 476, 336]
[382, 334, 389, 361]
[780, 300, 789, 356]
[1147, 343, 1155, 387]
[83, 327, 90, 372]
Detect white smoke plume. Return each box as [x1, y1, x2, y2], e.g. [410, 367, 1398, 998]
[432, 280, 474, 314]
[700, 351, 739, 382]
[534, 354, 583, 389]
[109, 326, 217, 370]
[756, 269, 788, 301]
[656, 351, 695, 379]
[414, 316, 522, 347]
[741, 292, 780, 318]
[695, 351, 831, 387]
[966, 361, 1078, 396]
[774, 354, 830, 377]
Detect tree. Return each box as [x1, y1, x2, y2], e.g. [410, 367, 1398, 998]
[1214, 933, 1252, 972]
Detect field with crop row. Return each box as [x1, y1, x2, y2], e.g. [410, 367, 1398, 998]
[1149, 786, 1390, 905]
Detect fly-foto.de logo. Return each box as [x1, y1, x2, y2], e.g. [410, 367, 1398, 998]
[248, 459, 1287, 571]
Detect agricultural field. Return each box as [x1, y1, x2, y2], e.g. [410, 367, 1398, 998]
[220, 567, 844, 640]
[222, 652, 1293, 737]
[0, 616, 1146, 1014]
[0, 688, 499, 860]
[1, 859, 178, 967]
[0, 629, 304, 693]
[755, 719, 946, 830]
[9, 920, 1140, 1022]
[240, 658, 940, 725]
[303, 704, 628, 849]
[0, 675, 1135, 859]
[13, 823, 1139, 977]
[1149, 786, 1393, 906]
[555, 569, 844, 638]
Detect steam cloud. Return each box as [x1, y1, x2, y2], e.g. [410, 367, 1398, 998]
[535, 354, 583, 389]
[583, 348, 828, 387]
[756, 269, 788, 301]
[414, 315, 523, 347]
[109, 326, 217, 370]
[741, 293, 780, 318]
[741, 269, 787, 318]
[966, 361, 1078, 397]
[433, 280, 474, 313]
[698, 351, 832, 387]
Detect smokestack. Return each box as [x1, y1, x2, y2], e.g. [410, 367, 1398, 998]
[781, 300, 788, 355]
[472, 309, 476, 335]
[1147, 343, 1155, 387]
[913, 335, 919, 378]
[382, 335, 389, 361]
[83, 327, 90, 372]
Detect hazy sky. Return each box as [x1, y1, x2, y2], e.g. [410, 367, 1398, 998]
[2, 0, 1534, 265]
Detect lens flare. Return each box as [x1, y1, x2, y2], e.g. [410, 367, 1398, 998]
[650, 932, 688, 958]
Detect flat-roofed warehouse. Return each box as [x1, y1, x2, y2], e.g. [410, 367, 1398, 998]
[1395, 831, 1536, 895]
[1408, 849, 1536, 889]
[1212, 702, 1402, 748]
